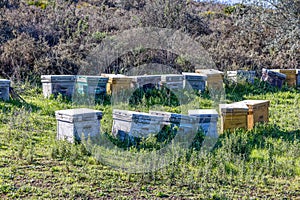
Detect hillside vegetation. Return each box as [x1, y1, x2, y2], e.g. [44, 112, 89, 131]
[0, 0, 299, 82]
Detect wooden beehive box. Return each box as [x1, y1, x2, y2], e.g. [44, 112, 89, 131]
[182, 72, 207, 92]
[55, 108, 103, 143]
[188, 109, 219, 137]
[227, 70, 256, 84]
[76, 75, 109, 95]
[112, 109, 163, 141]
[195, 69, 224, 90]
[219, 103, 248, 133]
[0, 79, 10, 101]
[270, 69, 296, 87]
[41, 75, 76, 98]
[160, 74, 184, 91]
[101, 74, 132, 95]
[239, 100, 270, 130]
[261, 69, 286, 88]
[149, 110, 198, 134]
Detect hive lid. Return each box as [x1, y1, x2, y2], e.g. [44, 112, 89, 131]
[76, 75, 109, 83]
[131, 75, 161, 82]
[161, 74, 183, 82]
[55, 108, 103, 122]
[149, 110, 197, 124]
[195, 69, 224, 77]
[188, 109, 219, 118]
[182, 72, 207, 80]
[219, 103, 248, 113]
[41, 75, 76, 83]
[0, 79, 11, 85]
[101, 74, 127, 78]
[113, 109, 163, 122]
[240, 100, 270, 107]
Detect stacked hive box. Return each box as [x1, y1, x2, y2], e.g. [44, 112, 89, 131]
[219, 103, 249, 133]
[238, 100, 270, 130]
[41, 75, 76, 98]
[270, 69, 296, 87]
[0, 79, 10, 101]
[182, 72, 207, 92]
[112, 109, 163, 141]
[160, 74, 184, 91]
[131, 75, 161, 89]
[188, 109, 219, 137]
[297, 69, 300, 87]
[261, 68, 286, 88]
[101, 74, 132, 95]
[195, 69, 224, 90]
[149, 110, 198, 134]
[55, 108, 103, 143]
[76, 75, 109, 95]
[227, 70, 256, 84]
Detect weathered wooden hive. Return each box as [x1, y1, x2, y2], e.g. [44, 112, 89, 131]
[195, 69, 224, 90]
[76, 75, 109, 95]
[112, 109, 163, 141]
[238, 100, 270, 130]
[182, 72, 207, 92]
[55, 108, 103, 143]
[101, 74, 132, 95]
[41, 75, 76, 98]
[188, 109, 219, 137]
[149, 110, 198, 134]
[261, 68, 286, 88]
[227, 70, 256, 84]
[219, 103, 249, 133]
[160, 74, 184, 91]
[0, 79, 10, 101]
[270, 69, 296, 87]
[131, 75, 162, 89]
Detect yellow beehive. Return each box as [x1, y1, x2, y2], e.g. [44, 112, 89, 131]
[219, 103, 248, 133]
[239, 100, 270, 130]
[270, 69, 296, 87]
[195, 69, 224, 90]
[101, 74, 132, 95]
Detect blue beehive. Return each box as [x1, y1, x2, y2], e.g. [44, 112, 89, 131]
[182, 72, 207, 92]
[76, 76, 109, 95]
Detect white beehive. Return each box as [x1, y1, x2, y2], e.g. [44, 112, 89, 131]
[0, 79, 10, 101]
[112, 109, 163, 141]
[55, 108, 103, 143]
[41, 75, 76, 98]
[130, 75, 161, 89]
[188, 109, 219, 137]
[182, 72, 207, 92]
[227, 70, 256, 84]
[160, 74, 184, 91]
[149, 110, 198, 134]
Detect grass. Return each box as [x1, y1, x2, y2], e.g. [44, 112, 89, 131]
[0, 81, 299, 199]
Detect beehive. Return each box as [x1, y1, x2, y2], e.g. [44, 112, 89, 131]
[182, 72, 207, 92]
[149, 110, 198, 134]
[0, 79, 10, 101]
[131, 75, 161, 89]
[55, 108, 103, 143]
[41, 75, 76, 98]
[188, 109, 219, 137]
[238, 100, 270, 130]
[160, 74, 184, 91]
[227, 70, 256, 84]
[270, 69, 296, 87]
[297, 69, 300, 87]
[101, 74, 132, 95]
[195, 69, 224, 90]
[219, 103, 248, 133]
[261, 69, 286, 88]
[76, 75, 109, 95]
[112, 109, 163, 141]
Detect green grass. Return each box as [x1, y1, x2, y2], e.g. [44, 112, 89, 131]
[0, 82, 299, 199]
